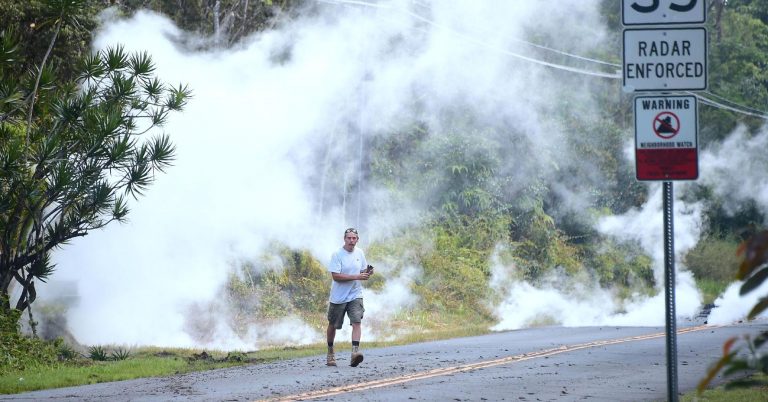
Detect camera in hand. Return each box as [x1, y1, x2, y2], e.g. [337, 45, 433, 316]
[361, 264, 374, 274]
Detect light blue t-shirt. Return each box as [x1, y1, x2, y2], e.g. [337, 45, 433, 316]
[328, 247, 367, 304]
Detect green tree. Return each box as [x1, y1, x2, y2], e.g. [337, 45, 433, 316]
[701, 0, 768, 145]
[0, 0, 102, 80]
[0, 0, 191, 314]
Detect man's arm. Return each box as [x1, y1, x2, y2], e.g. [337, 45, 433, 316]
[331, 272, 370, 282]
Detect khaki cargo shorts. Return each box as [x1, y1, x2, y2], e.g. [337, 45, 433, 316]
[327, 298, 365, 329]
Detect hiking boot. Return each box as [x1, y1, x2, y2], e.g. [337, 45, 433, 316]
[350, 351, 364, 367]
[326, 352, 337, 366]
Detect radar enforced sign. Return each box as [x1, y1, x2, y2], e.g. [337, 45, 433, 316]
[623, 28, 707, 92]
[635, 95, 698, 181]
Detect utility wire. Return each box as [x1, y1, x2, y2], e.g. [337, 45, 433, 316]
[508, 38, 621, 68]
[692, 92, 768, 119]
[318, 0, 620, 78]
[403, 8, 621, 79]
[316, 0, 768, 119]
[317, 0, 388, 9]
[699, 90, 768, 115]
[407, 0, 621, 69]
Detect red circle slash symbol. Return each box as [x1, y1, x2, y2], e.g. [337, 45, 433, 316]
[653, 112, 680, 139]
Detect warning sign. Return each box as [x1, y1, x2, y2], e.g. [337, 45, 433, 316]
[635, 95, 698, 181]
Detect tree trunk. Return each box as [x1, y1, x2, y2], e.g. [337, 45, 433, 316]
[214, 0, 222, 47]
[14, 271, 35, 312]
[709, 0, 725, 42]
[27, 302, 37, 338]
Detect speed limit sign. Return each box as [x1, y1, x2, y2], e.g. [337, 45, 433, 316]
[622, 0, 706, 25]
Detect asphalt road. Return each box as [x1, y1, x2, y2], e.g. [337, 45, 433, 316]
[3, 320, 766, 402]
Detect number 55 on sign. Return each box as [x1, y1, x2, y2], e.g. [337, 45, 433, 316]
[622, 0, 706, 25]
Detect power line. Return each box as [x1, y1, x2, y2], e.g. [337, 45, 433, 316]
[402, 7, 621, 79]
[316, 0, 768, 119]
[320, 0, 620, 77]
[699, 90, 768, 115]
[692, 92, 768, 119]
[508, 38, 621, 68]
[317, 0, 388, 9]
[407, 0, 621, 69]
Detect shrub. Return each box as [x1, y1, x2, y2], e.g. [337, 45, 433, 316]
[0, 304, 59, 374]
[57, 342, 79, 361]
[684, 235, 740, 282]
[278, 248, 330, 314]
[110, 348, 131, 361]
[511, 206, 584, 281]
[225, 244, 330, 329]
[416, 229, 491, 316]
[588, 239, 655, 291]
[225, 352, 246, 362]
[88, 346, 108, 361]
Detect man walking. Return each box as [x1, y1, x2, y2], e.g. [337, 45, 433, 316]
[326, 227, 374, 367]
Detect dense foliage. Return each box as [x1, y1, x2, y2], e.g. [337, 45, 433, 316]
[701, 0, 768, 144]
[0, 0, 103, 81]
[0, 297, 59, 374]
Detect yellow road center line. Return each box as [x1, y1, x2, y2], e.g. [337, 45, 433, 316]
[259, 324, 719, 402]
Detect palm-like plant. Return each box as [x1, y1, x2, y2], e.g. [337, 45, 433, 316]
[110, 347, 131, 361]
[0, 0, 190, 313]
[88, 345, 108, 361]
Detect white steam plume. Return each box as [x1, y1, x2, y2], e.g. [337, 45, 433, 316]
[698, 125, 768, 324]
[492, 125, 768, 330]
[699, 125, 768, 213]
[43, 1, 612, 348]
[597, 184, 704, 325]
[39, 1, 767, 347]
[708, 281, 768, 324]
[492, 180, 706, 332]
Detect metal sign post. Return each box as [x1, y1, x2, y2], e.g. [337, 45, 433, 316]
[663, 181, 678, 402]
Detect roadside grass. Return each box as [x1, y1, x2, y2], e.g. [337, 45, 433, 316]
[0, 351, 248, 394]
[680, 373, 768, 402]
[0, 342, 345, 395]
[0, 318, 494, 395]
[371, 309, 494, 344]
[695, 278, 729, 305]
